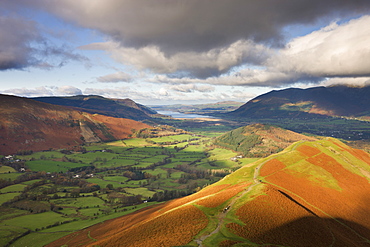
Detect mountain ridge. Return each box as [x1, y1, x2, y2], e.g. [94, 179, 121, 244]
[32, 95, 157, 121]
[0, 94, 150, 154]
[228, 85, 370, 119]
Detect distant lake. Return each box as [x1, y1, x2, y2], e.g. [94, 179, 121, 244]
[157, 111, 214, 119]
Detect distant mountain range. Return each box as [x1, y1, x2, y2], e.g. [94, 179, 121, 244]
[227, 85, 370, 119]
[33, 95, 157, 121]
[0, 94, 150, 154]
[47, 138, 370, 246]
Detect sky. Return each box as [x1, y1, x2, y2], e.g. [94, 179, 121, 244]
[1, 0, 370, 105]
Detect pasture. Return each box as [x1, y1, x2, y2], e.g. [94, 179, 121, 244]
[0, 132, 249, 246]
[25, 160, 86, 173]
[0, 166, 16, 173]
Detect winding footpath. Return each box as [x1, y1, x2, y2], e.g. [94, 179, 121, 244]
[194, 160, 265, 247]
[194, 142, 305, 247]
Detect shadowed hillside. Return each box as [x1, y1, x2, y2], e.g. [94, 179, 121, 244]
[0, 94, 150, 154]
[214, 123, 317, 157]
[33, 95, 157, 121]
[47, 138, 370, 247]
[228, 85, 370, 119]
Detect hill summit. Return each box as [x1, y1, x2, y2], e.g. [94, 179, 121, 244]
[48, 138, 370, 247]
[214, 123, 317, 157]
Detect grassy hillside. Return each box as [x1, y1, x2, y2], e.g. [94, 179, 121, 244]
[47, 138, 370, 246]
[214, 123, 317, 157]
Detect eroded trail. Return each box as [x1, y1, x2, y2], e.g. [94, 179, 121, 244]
[194, 160, 265, 247]
[193, 143, 306, 247]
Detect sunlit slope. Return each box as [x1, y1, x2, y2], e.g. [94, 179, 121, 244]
[218, 138, 370, 247]
[214, 123, 317, 157]
[48, 138, 370, 247]
[0, 94, 150, 154]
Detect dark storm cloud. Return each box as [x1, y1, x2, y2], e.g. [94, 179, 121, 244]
[3, 0, 370, 87]
[0, 14, 88, 71]
[38, 0, 370, 53]
[0, 16, 40, 70]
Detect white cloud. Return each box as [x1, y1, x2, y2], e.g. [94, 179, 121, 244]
[55, 86, 82, 95]
[158, 88, 169, 96]
[195, 85, 215, 93]
[81, 39, 270, 78]
[270, 15, 370, 79]
[321, 77, 370, 87]
[83, 86, 162, 101]
[80, 15, 370, 89]
[168, 84, 215, 93]
[230, 90, 257, 101]
[1, 85, 82, 97]
[84, 87, 130, 98]
[97, 71, 133, 83]
[79, 85, 253, 104]
[152, 15, 370, 87]
[1, 86, 54, 97]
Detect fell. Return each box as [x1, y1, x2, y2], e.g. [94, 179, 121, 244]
[214, 123, 317, 157]
[47, 138, 370, 247]
[0, 94, 150, 154]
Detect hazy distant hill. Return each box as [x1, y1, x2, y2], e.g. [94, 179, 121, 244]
[48, 138, 370, 247]
[151, 101, 243, 114]
[0, 94, 150, 154]
[228, 85, 370, 119]
[214, 123, 317, 157]
[33, 95, 157, 121]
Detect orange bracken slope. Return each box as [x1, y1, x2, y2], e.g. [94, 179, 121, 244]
[48, 138, 370, 247]
[0, 94, 150, 154]
[47, 183, 250, 247]
[227, 138, 370, 246]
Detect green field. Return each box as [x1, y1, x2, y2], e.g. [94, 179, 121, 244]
[21, 179, 43, 185]
[51, 196, 104, 208]
[0, 184, 27, 193]
[0, 132, 252, 246]
[0, 193, 21, 205]
[85, 178, 123, 188]
[1, 211, 73, 231]
[25, 160, 87, 172]
[0, 166, 16, 173]
[103, 176, 129, 183]
[0, 173, 22, 181]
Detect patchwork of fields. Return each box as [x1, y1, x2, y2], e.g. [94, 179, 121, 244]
[0, 133, 257, 247]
